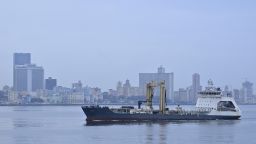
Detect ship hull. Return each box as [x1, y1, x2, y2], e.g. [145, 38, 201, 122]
[82, 106, 241, 122]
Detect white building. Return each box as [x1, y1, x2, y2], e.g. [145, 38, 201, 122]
[116, 80, 142, 97]
[8, 91, 19, 104]
[67, 93, 84, 104]
[139, 66, 174, 101]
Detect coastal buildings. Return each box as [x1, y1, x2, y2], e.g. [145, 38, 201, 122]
[114, 80, 142, 97]
[139, 66, 174, 101]
[13, 53, 31, 91]
[174, 88, 188, 104]
[13, 53, 44, 92]
[14, 64, 44, 92]
[13, 53, 31, 65]
[0, 52, 253, 105]
[190, 73, 202, 103]
[45, 77, 57, 90]
[241, 81, 254, 103]
[62, 81, 85, 104]
[174, 73, 202, 104]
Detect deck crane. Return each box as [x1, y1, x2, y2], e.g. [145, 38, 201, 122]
[145, 81, 167, 114]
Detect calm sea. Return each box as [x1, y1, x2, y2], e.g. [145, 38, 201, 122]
[0, 105, 255, 144]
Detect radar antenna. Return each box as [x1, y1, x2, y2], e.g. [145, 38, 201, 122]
[208, 79, 214, 87]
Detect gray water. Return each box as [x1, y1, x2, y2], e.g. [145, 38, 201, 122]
[0, 105, 255, 144]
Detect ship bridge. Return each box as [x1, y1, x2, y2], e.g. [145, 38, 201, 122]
[196, 80, 240, 114]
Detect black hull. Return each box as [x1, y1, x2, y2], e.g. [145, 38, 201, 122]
[82, 106, 241, 122]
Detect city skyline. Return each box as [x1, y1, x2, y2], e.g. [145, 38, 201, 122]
[1, 53, 256, 105]
[0, 51, 256, 91]
[0, 1, 256, 144]
[1, 0, 256, 91]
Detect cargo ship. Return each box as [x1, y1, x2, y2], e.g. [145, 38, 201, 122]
[82, 80, 241, 122]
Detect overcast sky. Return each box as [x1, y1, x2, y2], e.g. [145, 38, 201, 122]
[1, 0, 256, 91]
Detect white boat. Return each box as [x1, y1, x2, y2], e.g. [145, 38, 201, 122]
[195, 80, 241, 118]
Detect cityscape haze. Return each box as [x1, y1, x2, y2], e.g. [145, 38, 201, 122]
[0, 53, 255, 105]
[1, 0, 256, 91]
[1, 1, 256, 144]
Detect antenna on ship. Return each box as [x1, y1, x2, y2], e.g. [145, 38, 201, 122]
[208, 79, 213, 87]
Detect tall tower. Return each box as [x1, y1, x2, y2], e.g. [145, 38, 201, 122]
[191, 73, 201, 103]
[13, 53, 44, 92]
[241, 81, 253, 103]
[13, 53, 31, 91]
[13, 53, 31, 66]
[14, 64, 44, 92]
[116, 81, 123, 96]
[123, 80, 131, 96]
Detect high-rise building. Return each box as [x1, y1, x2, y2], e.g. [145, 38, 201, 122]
[233, 89, 241, 103]
[241, 81, 254, 103]
[14, 64, 44, 92]
[13, 53, 31, 66]
[13, 53, 31, 90]
[123, 80, 131, 96]
[190, 73, 202, 103]
[45, 77, 57, 90]
[139, 66, 174, 101]
[116, 81, 123, 96]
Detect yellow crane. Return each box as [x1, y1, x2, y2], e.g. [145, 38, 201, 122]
[146, 81, 167, 114]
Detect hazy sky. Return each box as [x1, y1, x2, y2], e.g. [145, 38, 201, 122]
[1, 0, 256, 91]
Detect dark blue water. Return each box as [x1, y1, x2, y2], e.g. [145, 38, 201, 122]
[0, 105, 255, 144]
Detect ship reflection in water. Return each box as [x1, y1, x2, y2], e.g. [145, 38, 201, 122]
[85, 121, 170, 144]
[85, 120, 240, 144]
[85, 120, 240, 126]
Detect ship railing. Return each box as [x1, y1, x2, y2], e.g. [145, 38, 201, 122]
[170, 109, 211, 115]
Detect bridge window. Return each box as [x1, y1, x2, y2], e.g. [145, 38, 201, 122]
[217, 101, 236, 112]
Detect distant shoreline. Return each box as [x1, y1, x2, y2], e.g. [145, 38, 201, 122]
[0, 104, 255, 106]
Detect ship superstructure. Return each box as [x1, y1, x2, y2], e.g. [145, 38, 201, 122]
[195, 80, 241, 117]
[82, 80, 241, 122]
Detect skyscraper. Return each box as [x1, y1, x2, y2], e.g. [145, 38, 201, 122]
[116, 81, 123, 96]
[13, 53, 31, 66]
[14, 64, 44, 92]
[13, 53, 31, 90]
[139, 66, 174, 101]
[123, 79, 131, 96]
[190, 73, 201, 103]
[241, 81, 253, 103]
